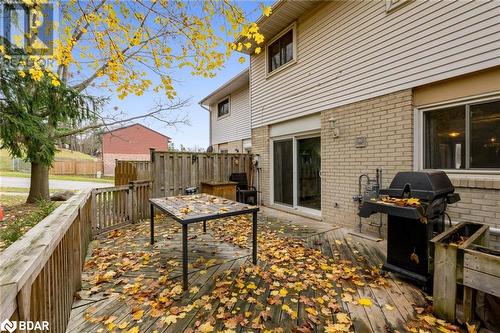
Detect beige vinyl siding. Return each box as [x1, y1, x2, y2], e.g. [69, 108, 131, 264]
[250, 0, 500, 128]
[210, 86, 251, 145]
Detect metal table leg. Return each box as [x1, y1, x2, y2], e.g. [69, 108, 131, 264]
[182, 224, 188, 290]
[203, 220, 206, 233]
[252, 211, 257, 265]
[150, 203, 155, 245]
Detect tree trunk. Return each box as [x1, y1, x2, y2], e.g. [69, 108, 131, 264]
[27, 162, 50, 203]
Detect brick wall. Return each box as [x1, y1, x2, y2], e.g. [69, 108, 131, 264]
[250, 88, 500, 242]
[446, 176, 500, 245]
[103, 153, 150, 176]
[320, 89, 414, 231]
[251, 126, 270, 206]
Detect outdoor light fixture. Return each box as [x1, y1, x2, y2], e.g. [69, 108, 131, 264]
[448, 131, 460, 138]
[329, 118, 340, 138]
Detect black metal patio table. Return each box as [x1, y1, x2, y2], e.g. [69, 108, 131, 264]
[149, 193, 259, 290]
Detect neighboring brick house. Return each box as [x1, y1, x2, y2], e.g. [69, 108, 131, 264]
[199, 69, 251, 154]
[205, 0, 500, 240]
[102, 124, 170, 176]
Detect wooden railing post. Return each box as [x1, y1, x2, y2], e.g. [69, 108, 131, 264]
[90, 190, 97, 233]
[17, 284, 31, 332]
[128, 184, 135, 223]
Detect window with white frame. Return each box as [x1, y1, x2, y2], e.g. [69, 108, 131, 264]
[267, 26, 295, 74]
[217, 98, 229, 118]
[423, 99, 500, 170]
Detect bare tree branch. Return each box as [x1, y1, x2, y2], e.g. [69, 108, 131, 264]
[56, 99, 189, 138]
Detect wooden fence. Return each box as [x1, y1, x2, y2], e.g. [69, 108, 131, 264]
[0, 189, 93, 333]
[91, 180, 152, 236]
[0, 181, 152, 331]
[150, 150, 254, 198]
[115, 160, 151, 185]
[50, 160, 103, 176]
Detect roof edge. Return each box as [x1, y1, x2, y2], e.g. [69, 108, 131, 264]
[105, 123, 171, 140]
[198, 68, 249, 108]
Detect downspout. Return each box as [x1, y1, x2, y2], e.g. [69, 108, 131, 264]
[199, 102, 212, 147]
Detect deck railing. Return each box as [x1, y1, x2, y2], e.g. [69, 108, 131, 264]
[91, 180, 152, 236]
[0, 189, 93, 333]
[0, 181, 152, 332]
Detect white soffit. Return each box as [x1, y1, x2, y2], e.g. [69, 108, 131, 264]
[270, 113, 321, 137]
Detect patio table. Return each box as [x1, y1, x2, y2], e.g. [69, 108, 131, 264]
[149, 193, 259, 290]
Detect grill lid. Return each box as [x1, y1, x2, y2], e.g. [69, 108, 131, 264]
[380, 171, 455, 201]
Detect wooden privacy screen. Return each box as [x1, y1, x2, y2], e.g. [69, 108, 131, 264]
[115, 160, 151, 185]
[150, 151, 253, 198]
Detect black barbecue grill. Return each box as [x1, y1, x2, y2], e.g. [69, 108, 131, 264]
[358, 171, 460, 288]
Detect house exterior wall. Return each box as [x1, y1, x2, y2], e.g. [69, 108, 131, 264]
[413, 66, 500, 107]
[103, 153, 151, 176]
[251, 126, 270, 206]
[102, 124, 169, 154]
[212, 140, 244, 153]
[412, 66, 500, 241]
[320, 89, 414, 231]
[249, 0, 500, 128]
[255, 85, 500, 240]
[210, 86, 251, 145]
[102, 124, 169, 176]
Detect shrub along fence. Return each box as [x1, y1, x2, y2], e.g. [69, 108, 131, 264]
[0, 181, 152, 332]
[149, 149, 253, 198]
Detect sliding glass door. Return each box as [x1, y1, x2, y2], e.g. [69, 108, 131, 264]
[273, 139, 293, 206]
[297, 137, 321, 210]
[272, 135, 321, 213]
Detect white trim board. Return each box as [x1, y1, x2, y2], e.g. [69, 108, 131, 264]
[270, 113, 321, 137]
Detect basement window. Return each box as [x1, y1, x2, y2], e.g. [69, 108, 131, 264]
[217, 98, 230, 118]
[423, 99, 500, 170]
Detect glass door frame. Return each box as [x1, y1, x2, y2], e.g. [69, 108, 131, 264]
[269, 131, 321, 215]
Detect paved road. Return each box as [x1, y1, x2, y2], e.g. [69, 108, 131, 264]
[0, 176, 112, 190]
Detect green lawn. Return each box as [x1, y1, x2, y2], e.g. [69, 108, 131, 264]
[0, 171, 114, 183]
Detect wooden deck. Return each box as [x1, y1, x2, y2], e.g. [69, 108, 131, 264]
[66, 211, 440, 333]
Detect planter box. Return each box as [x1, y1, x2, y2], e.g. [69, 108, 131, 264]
[463, 245, 500, 324]
[431, 222, 489, 322]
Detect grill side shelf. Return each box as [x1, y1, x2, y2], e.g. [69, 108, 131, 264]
[357, 200, 424, 220]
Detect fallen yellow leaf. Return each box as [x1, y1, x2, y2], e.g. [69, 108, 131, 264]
[198, 321, 214, 333]
[336, 312, 351, 324]
[132, 309, 144, 321]
[358, 298, 372, 307]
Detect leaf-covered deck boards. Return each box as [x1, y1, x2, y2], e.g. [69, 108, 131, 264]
[67, 211, 460, 333]
[150, 194, 258, 224]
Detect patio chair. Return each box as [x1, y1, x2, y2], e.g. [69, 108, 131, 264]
[229, 173, 257, 205]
